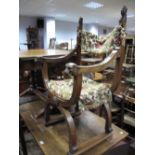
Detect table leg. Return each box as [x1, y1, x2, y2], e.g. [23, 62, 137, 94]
[19, 119, 28, 155]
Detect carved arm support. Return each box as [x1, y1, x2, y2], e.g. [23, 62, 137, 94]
[65, 49, 119, 76]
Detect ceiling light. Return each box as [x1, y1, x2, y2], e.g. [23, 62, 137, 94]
[84, 1, 104, 10]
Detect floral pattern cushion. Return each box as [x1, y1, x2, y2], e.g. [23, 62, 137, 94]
[48, 76, 112, 109]
[81, 26, 125, 56]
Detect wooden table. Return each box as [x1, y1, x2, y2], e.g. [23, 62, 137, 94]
[19, 48, 70, 77]
[113, 81, 135, 104]
[19, 49, 70, 95]
[113, 82, 127, 99]
[19, 49, 70, 59]
[20, 100, 128, 155]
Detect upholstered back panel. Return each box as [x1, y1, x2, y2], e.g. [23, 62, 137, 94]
[81, 26, 125, 56]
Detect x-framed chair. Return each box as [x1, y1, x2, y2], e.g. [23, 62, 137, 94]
[34, 6, 128, 155]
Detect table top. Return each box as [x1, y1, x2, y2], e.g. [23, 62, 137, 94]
[113, 81, 127, 99]
[19, 49, 70, 59]
[113, 81, 135, 104]
[20, 100, 128, 155]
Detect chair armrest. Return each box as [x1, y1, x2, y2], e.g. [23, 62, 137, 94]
[81, 58, 103, 64]
[65, 50, 119, 76]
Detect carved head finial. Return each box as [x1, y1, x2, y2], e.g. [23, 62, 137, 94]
[77, 17, 83, 33]
[119, 6, 128, 28]
[64, 63, 78, 76]
[121, 6, 127, 16]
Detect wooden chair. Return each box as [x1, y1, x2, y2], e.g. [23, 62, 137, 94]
[26, 26, 39, 49]
[49, 38, 56, 49]
[34, 6, 128, 155]
[56, 42, 69, 50]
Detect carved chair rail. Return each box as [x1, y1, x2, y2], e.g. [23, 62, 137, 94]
[65, 49, 119, 75]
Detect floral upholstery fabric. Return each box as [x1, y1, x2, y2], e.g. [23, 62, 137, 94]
[47, 26, 126, 110]
[81, 26, 125, 56]
[48, 76, 112, 109]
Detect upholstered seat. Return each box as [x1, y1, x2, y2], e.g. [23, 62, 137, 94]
[48, 76, 112, 109]
[47, 25, 126, 111]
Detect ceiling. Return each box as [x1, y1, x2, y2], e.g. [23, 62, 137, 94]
[19, 0, 135, 32]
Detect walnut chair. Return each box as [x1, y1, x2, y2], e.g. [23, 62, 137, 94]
[35, 6, 128, 155]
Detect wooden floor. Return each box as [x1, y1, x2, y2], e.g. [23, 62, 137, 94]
[22, 130, 134, 155]
[20, 100, 128, 155]
[22, 131, 43, 155]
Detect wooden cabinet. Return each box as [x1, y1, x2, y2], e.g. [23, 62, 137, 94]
[26, 26, 39, 49]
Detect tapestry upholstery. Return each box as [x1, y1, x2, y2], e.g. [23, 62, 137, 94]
[47, 26, 126, 110]
[48, 76, 112, 110]
[81, 26, 125, 56]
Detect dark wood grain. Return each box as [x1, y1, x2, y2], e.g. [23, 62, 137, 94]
[19, 49, 70, 59]
[20, 100, 128, 155]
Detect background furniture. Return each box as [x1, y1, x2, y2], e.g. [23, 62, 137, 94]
[49, 38, 56, 49]
[26, 26, 39, 49]
[49, 37, 69, 50]
[56, 42, 69, 50]
[123, 44, 135, 82]
[121, 41, 135, 133]
[19, 49, 70, 103]
[121, 87, 135, 136]
[123, 36, 135, 85]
